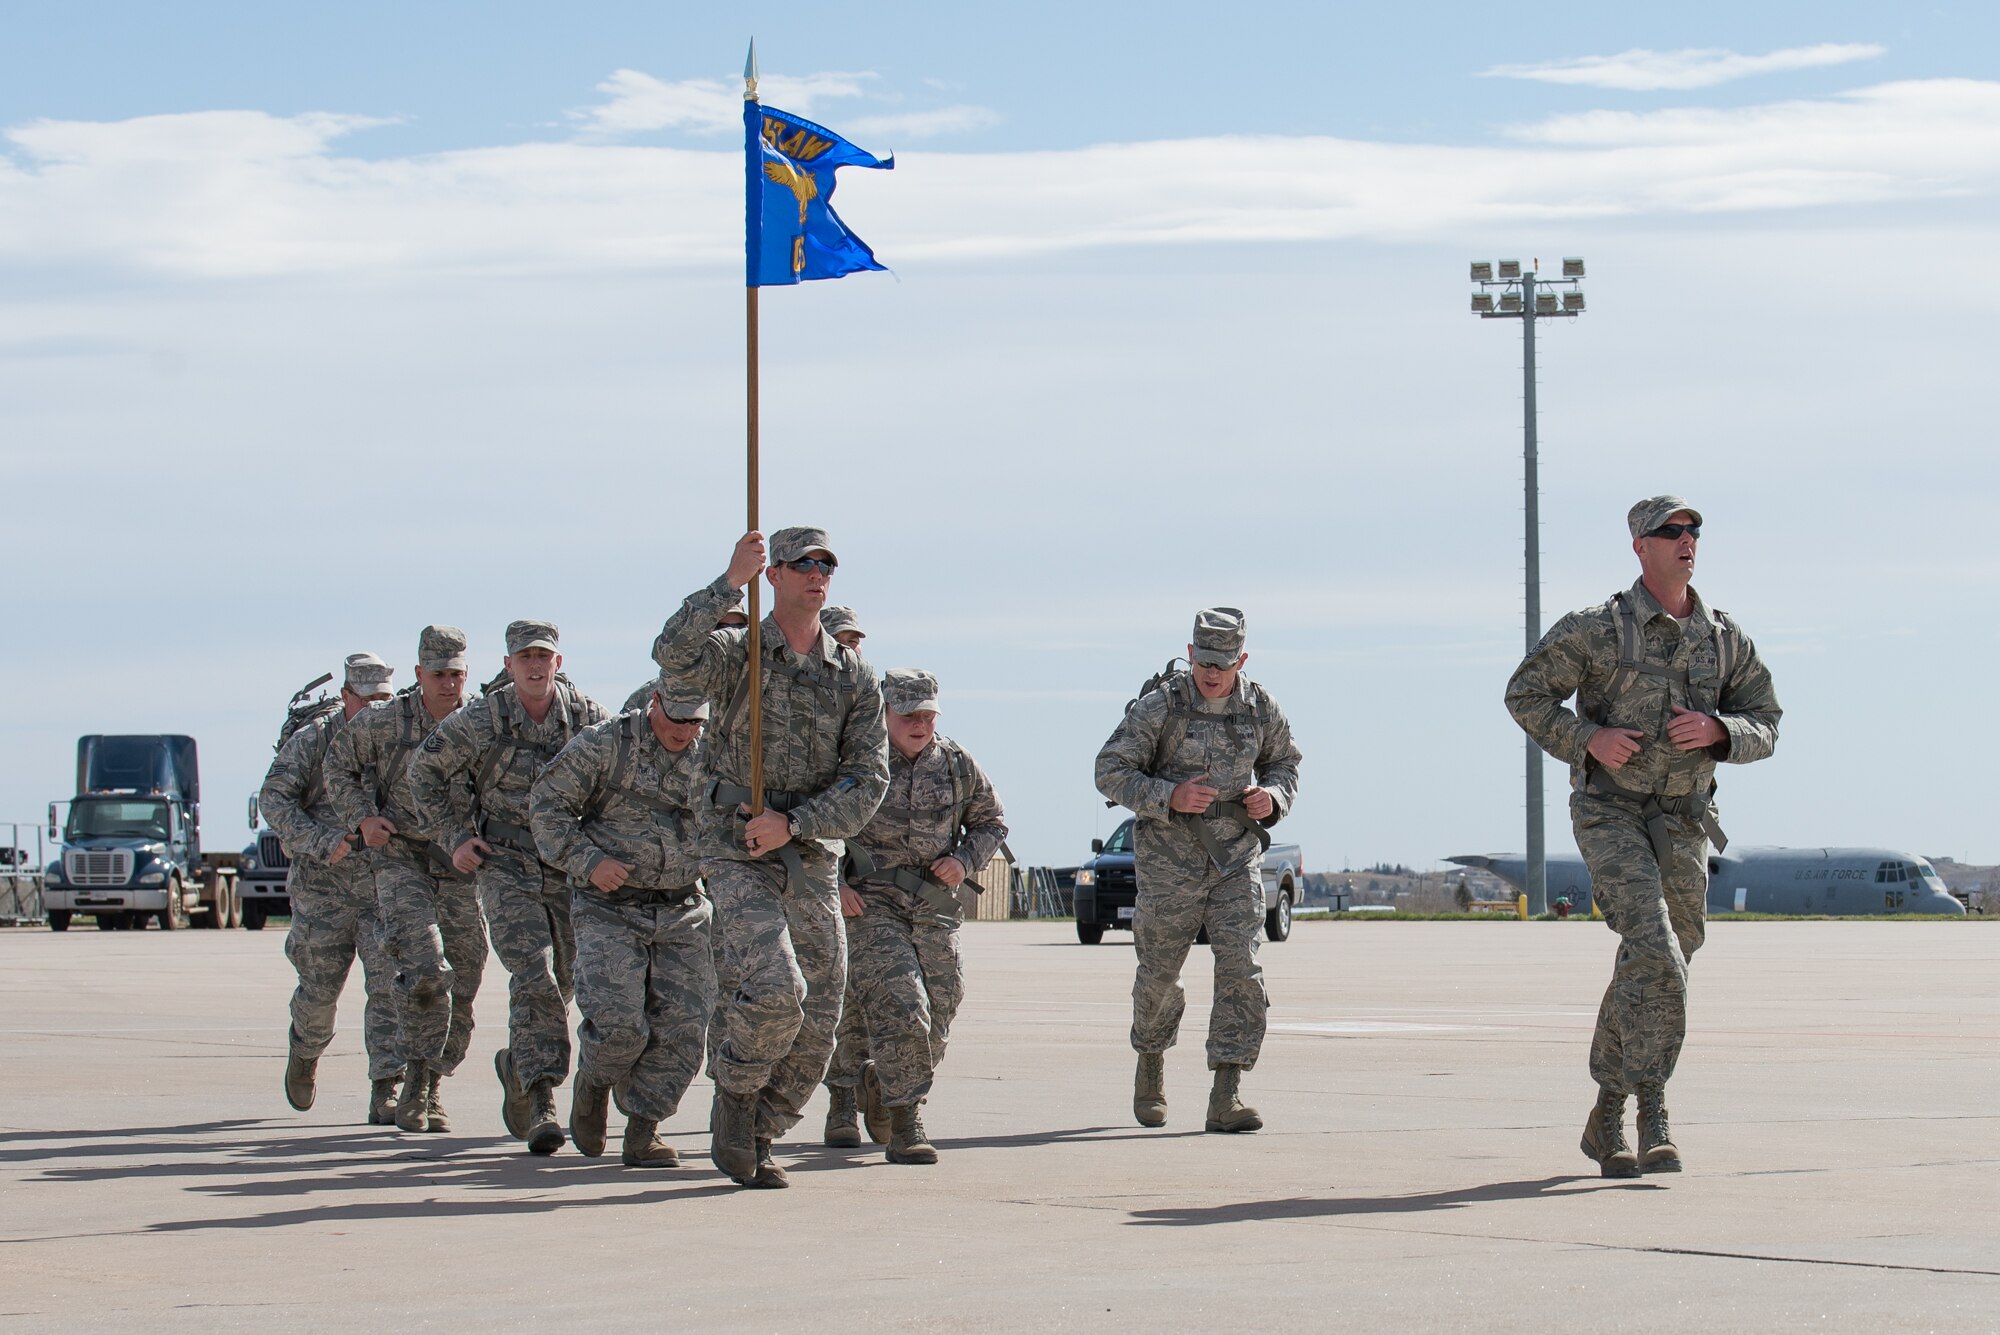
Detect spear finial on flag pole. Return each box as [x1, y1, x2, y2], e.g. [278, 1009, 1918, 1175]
[744, 38, 759, 99]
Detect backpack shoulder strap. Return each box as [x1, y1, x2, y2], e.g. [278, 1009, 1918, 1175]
[1150, 673, 1196, 775]
[474, 692, 514, 797]
[1710, 608, 1740, 686]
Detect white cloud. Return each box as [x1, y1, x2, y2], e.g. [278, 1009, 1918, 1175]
[844, 105, 1001, 142]
[2, 78, 1997, 280]
[570, 68, 880, 136]
[1482, 42, 1886, 91]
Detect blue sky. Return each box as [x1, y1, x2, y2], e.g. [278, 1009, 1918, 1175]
[3, 2, 1997, 871]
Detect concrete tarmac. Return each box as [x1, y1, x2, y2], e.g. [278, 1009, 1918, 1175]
[1, 919, 1994, 1333]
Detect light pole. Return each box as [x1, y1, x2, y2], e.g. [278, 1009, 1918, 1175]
[1471, 257, 1586, 917]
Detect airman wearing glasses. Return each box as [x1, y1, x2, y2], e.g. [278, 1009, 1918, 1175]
[1507, 495, 1781, 1179]
[529, 679, 717, 1169]
[652, 526, 889, 1188]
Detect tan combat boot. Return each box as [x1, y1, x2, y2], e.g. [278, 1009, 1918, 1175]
[859, 1061, 891, 1145]
[525, 1083, 565, 1156]
[1205, 1064, 1263, 1133]
[1133, 1051, 1167, 1128]
[1580, 1087, 1640, 1178]
[1636, 1085, 1681, 1173]
[824, 1084, 862, 1148]
[369, 1076, 400, 1126]
[886, 1104, 938, 1165]
[284, 1051, 318, 1112]
[622, 1117, 680, 1167]
[710, 1087, 759, 1185]
[752, 1137, 790, 1189]
[395, 1062, 429, 1132]
[423, 1072, 450, 1134]
[494, 1049, 529, 1140]
[570, 1082, 610, 1157]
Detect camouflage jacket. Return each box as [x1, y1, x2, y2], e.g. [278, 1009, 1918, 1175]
[651, 574, 889, 858]
[1095, 674, 1303, 873]
[1505, 578, 1781, 799]
[529, 711, 707, 895]
[259, 710, 355, 865]
[407, 681, 608, 854]
[850, 736, 1008, 882]
[322, 689, 467, 857]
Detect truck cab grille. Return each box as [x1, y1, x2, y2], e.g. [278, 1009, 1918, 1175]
[66, 850, 134, 886]
[257, 832, 291, 870]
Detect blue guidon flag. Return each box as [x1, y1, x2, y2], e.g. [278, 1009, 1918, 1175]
[745, 100, 893, 286]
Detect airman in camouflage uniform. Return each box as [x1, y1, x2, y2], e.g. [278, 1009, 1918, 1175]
[1507, 496, 1780, 1176]
[408, 620, 608, 1155]
[323, 625, 485, 1135]
[530, 680, 717, 1168]
[1096, 609, 1302, 1134]
[820, 605, 866, 651]
[261, 652, 402, 1122]
[652, 527, 889, 1188]
[823, 669, 1007, 1164]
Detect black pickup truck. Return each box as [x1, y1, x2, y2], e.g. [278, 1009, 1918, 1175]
[1071, 817, 1303, 945]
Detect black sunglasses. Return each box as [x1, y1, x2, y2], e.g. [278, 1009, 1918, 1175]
[1645, 523, 1701, 541]
[783, 557, 837, 575]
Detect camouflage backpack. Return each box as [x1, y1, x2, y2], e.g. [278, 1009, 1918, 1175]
[274, 673, 340, 753]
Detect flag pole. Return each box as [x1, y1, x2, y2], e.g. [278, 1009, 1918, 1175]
[744, 40, 765, 819]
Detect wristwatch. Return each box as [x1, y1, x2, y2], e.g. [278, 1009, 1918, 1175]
[787, 812, 803, 840]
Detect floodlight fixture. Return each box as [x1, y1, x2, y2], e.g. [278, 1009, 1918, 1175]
[1498, 259, 1522, 280]
[1562, 290, 1585, 312]
[1472, 293, 1495, 313]
[1535, 291, 1559, 314]
[1499, 292, 1523, 313]
[1470, 261, 1494, 282]
[1562, 257, 1585, 278]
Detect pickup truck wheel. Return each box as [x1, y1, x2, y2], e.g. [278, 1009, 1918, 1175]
[1264, 888, 1293, 942]
[242, 901, 268, 931]
[47, 911, 70, 932]
[1076, 922, 1105, 945]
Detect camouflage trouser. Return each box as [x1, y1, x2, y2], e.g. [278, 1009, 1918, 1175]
[1130, 822, 1268, 1069]
[704, 848, 846, 1141]
[373, 850, 487, 1077]
[572, 889, 716, 1123]
[825, 969, 870, 1089]
[828, 884, 964, 1107]
[284, 864, 402, 1080]
[704, 900, 730, 1076]
[1573, 788, 1709, 1095]
[476, 848, 575, 1090]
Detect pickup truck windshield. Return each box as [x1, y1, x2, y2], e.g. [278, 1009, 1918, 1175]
[1103, 821, 1134, 855]
[67, 799, 170, 841]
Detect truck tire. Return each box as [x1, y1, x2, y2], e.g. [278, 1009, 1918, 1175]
[226, 884, 243, 929]
[48, 911, 71, 932]
[1264, 885, 1293, 942]
[1076, 922, 1105, 945]
[95, 913, 118, 931]
[159, 878, 186, 931]
[243, 901, 268, 931]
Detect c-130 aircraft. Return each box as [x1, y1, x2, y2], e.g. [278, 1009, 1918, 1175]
[1446, 847, 1968, 917]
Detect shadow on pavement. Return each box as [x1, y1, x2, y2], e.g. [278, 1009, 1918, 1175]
[1126, 1174, 1659, 1225]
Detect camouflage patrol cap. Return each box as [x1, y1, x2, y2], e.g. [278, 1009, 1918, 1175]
[417, 624, 468, 673]
[820, 605, 865, 640]
[716, 609, 751, 628]
[650, 678, 711, 722]
[1628, 495, 1703, 539]
[505, 620, 559, 655]
[1190, 607, 1247, 667]
[882, 668, 940, 716]
[769, 526, 838, 566]
[343, 652, 395, 699]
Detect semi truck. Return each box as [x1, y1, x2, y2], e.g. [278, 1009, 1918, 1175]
[237, 795, 292, 930]
[42, 735, 241, 931]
